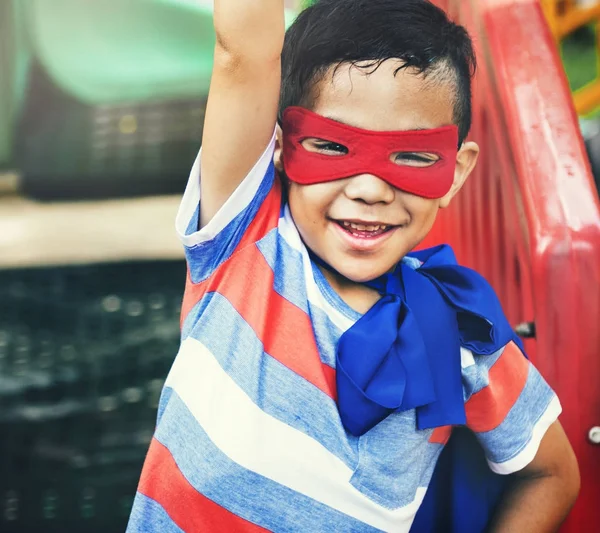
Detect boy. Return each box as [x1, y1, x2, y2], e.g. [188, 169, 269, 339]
[128, 1, 580, 531]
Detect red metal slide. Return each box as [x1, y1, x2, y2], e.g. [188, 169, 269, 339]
[423, 0, 600, 529]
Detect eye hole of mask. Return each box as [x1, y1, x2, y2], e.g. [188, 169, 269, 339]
[299, 138, 440, 168]
[391, 152, 440, 168]
[300, 138, 349, 156]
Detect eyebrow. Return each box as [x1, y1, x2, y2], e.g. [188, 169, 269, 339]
[323, 115, 353, 127]
[324, 115, 430, 132]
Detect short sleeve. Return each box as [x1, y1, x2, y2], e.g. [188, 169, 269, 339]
[175, 130, 280, 283]
[460, 342, 562, 475]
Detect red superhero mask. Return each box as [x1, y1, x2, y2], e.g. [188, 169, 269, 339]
[281, 107, 459, 199]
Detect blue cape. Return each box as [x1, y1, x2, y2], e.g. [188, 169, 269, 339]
[326, 245, 525, 532]
[410, 427, 512, 532]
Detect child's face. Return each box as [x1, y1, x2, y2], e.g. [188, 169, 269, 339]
[277, 60, 479, 283]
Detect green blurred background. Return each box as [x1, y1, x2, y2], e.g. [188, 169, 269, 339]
[562, 25, 599, 107]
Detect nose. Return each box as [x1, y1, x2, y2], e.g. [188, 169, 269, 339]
[343, 174, 396, 205]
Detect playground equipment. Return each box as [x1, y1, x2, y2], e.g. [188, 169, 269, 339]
[426, 0, 600, 530]
[542, 0, 600, 115]
[0, 0, 27, 169]
[2, 0, 295, 198]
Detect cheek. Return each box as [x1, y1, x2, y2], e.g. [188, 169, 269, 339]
[288, 183, 339, 224]
[404, 196, 441, 229]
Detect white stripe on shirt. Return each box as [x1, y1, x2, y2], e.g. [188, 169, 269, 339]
[166, 337, 427, 532]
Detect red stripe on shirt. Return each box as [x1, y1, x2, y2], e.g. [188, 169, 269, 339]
[465, 342, 529, 433]
[181, 243, 336, 400]
[138, 439, 270, 533]
[429, 425, 453, 445]
[181, 176, 282, 326]
[180, 174, 334, 398]
[235, 175, 282, 252]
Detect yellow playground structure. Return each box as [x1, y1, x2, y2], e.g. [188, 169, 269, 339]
[542, 0, 600, 114]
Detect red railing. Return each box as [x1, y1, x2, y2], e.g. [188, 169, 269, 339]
[424, 0, 600, 529]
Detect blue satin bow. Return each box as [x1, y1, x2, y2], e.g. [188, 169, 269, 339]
[332, 244, 520, 437]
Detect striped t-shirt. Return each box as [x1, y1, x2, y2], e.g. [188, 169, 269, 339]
[127, 134, 561, 533]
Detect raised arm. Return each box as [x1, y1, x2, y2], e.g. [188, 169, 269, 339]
[199, 0, 285, 228]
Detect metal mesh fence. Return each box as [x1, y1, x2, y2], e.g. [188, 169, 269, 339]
[0, 260, 185, 532]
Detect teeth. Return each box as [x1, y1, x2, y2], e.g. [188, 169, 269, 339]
[342, 221, 388, 231]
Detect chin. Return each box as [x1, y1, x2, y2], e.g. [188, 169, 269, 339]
[333, 260, 392, 284]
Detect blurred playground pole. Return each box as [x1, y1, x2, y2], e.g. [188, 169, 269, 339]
[542, 0, 600, 115]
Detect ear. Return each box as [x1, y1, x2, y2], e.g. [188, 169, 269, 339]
[274, 124, 284, 173]
[439, 141, 479, 209]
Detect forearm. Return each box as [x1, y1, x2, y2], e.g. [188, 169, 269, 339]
[487, 474, 578, 533]
[201, 0, 285, 226]
[214, 0, 285, 60]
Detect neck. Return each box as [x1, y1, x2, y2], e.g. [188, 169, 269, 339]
[316, 264, 382, 315]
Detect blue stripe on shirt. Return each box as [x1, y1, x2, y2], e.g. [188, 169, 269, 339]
[155, 391, 383, 533]
[180, 291, 358, 467]
[126, 493, 185, 533]
[308, 303, 343, 368]
[256, 227, 310, 314]
[185, 163, 276, 284]
[350, 410, 441, 510]
[461, 347, 506, 401]
[256, 228, 348, 368]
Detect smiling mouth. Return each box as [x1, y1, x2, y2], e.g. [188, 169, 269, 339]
[334, 220, 398, 238]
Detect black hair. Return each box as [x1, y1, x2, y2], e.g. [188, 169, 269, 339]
[280, 0, 477, 144]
